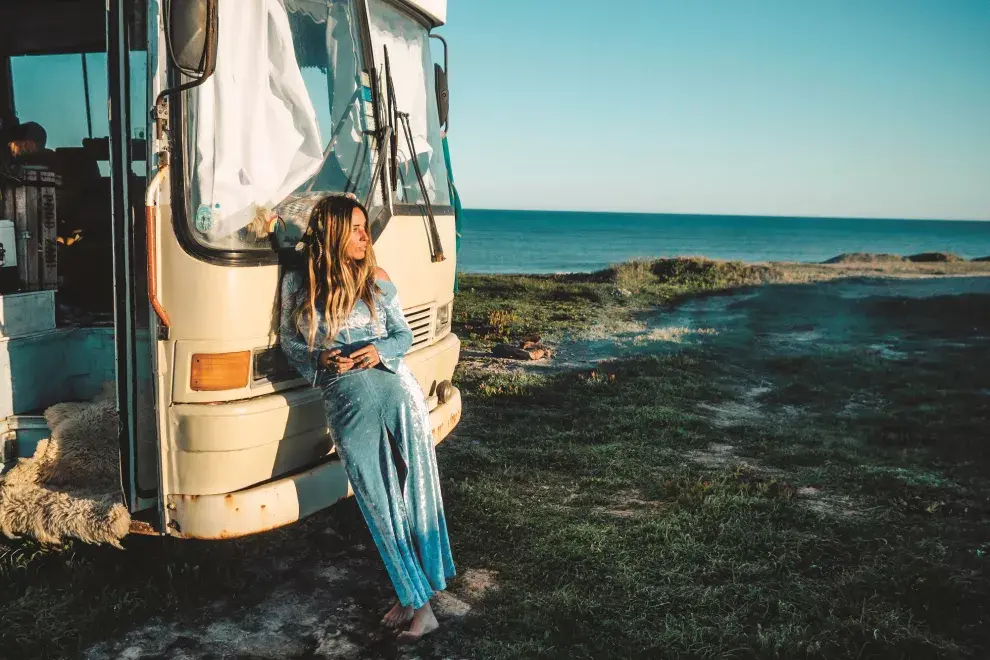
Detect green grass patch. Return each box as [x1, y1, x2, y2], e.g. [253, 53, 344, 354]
[2, 267, 989, 658]
[454, 257, 781, 348]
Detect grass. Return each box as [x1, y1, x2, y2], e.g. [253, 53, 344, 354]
[435, 286, 990, 659]
[453, 258, 783, 348]
[1, 258, 989, 658]
[453, 256, 990, 349]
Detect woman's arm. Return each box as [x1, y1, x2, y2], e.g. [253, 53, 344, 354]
[278, 271, 323, 386]
[371, 275, 413, 372]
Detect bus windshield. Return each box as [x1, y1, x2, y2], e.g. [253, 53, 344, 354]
[368, 0, 450, 207]
[182, 0, 375, 251]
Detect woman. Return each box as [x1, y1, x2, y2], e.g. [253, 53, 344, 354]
[279, 195, 455, 643]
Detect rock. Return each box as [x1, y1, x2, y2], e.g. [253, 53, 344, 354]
[905, 252, 964, 263]
[493, 344, 530, 360]
[492, 343, 549, 360]
[526, 348, 548, 360]
[823, 253, 904, 264]
[433, 592, 472, 618]
[972, 256, 990, 262]
[456, 568, 500, 603]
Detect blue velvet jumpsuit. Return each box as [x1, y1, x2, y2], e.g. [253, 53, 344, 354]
[279, 271, 456, 609]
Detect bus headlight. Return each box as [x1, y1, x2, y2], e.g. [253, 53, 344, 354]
[435, 302, 451, 337]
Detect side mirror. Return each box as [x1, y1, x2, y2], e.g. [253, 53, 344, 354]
[434, 63, 449, 132]
[430, 34, 449, 132]
[164, 0, 219, 78]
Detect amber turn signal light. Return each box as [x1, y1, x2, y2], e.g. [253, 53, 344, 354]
[190, 351, 251, 391]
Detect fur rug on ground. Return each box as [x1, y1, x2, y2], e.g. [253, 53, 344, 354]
[0, 384, 130, 547]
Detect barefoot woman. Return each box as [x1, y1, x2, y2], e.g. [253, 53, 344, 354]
[279, 195, 455, 642]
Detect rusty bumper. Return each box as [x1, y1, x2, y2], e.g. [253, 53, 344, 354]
[166, 386, 462, 540]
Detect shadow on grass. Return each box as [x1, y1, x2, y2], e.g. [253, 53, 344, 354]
[440, 334, 990, 658]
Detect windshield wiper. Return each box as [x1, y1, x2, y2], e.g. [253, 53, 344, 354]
[383, 45, 445, 263]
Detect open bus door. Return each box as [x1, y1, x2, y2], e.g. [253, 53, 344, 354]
[107, 0, 167, 532]
[0, 0, 164, 533]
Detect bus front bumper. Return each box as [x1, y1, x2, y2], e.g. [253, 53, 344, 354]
[165, 386, 461, 540]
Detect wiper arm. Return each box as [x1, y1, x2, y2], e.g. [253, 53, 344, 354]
[383, 45, 445, 263]
[397, 111, 444, 262]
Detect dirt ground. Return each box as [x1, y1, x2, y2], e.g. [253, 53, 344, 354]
[57, 275, 990, 658]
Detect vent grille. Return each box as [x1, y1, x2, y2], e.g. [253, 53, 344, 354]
[404, 304, 434, 350]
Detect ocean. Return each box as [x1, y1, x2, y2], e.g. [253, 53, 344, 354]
[456, 210, 990, 275]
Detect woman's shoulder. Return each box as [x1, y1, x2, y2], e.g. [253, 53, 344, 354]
[375, 268, 396, 292]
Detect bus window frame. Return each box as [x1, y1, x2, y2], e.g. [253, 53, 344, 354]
[167, 0, 454, 266]
[168, 0, 381, 266]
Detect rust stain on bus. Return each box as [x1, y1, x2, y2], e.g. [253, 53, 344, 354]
[167, 397, 460, 540]
[431, 406, 461, 445]
[128, 520, 157, 536]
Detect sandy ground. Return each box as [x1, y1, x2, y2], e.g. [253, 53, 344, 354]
[81, 275, 990, 659]
[83, 532, 494, 659]
[550, 275, 990, 367]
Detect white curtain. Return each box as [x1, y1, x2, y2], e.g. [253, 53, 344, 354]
[189, 0, 323, 241]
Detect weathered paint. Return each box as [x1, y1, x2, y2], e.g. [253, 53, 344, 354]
[167, 387, 461, 540]
[128, 520, 157, 536]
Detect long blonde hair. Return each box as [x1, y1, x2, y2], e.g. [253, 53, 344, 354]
[293, 195, 380, 350]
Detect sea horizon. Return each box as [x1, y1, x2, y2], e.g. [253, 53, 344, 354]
[456, 209, 990, 275]
[465, 208, 990, 224]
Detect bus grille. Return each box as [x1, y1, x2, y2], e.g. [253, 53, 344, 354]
[404, 304, 434, 350]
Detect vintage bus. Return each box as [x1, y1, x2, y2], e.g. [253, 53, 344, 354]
[0, 0, 461, 540]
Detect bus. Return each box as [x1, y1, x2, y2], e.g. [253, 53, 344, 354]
[0, 0, 461, 540]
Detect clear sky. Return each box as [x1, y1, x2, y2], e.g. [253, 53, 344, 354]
[442, 1, 990, 220]
[8, 2, 989, 221]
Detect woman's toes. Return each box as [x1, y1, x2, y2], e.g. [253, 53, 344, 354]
[397, 605, 439, 644]
[382, 603, 414, 629]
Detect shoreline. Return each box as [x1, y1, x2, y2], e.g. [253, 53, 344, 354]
[452, 255, 990, 356]
[459, 252, 990, 280]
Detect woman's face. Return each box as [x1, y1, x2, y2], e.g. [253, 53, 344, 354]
[345, 208, 370, 262]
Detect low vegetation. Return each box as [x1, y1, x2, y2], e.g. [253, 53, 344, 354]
[1, 256, 988, 658]
[440, 277, 990, 659]
[454, 256, 990, 350]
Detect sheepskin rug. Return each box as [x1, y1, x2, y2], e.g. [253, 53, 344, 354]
[0, 384, 130, 547]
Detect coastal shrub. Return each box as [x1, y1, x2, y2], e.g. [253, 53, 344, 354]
[824, 253, 905, 264]
[487, 309, 519, 338]
[610, 259, 656, 293]
[651, 257, 780, 289]
[905, 252, 964, 263]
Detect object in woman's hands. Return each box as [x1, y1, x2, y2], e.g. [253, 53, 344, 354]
[348, 344, 382, 369]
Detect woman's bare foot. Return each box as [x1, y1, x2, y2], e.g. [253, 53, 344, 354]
[381, 601, 414, 630]
[396, 602, 439, 644]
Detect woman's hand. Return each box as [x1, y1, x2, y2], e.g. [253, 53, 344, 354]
[320, 349, 355, 374]
[348, 344, 382, 370]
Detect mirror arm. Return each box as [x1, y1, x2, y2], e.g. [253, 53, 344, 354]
[430, 34, 448, 73]
[155, 14, 218, 106]
[154, 0, 219, 157]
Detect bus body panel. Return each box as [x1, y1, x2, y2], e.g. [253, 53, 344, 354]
[162, 332, 459, 498]
[166, 385, 459, 540]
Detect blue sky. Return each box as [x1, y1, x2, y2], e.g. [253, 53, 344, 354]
[9, 2, 989, 221]
[443, 1, 990, 220]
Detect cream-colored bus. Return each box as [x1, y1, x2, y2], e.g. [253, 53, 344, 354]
[0, 0, 460, 540]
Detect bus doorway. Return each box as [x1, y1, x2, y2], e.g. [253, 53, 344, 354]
[0, 0, 163, 541]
